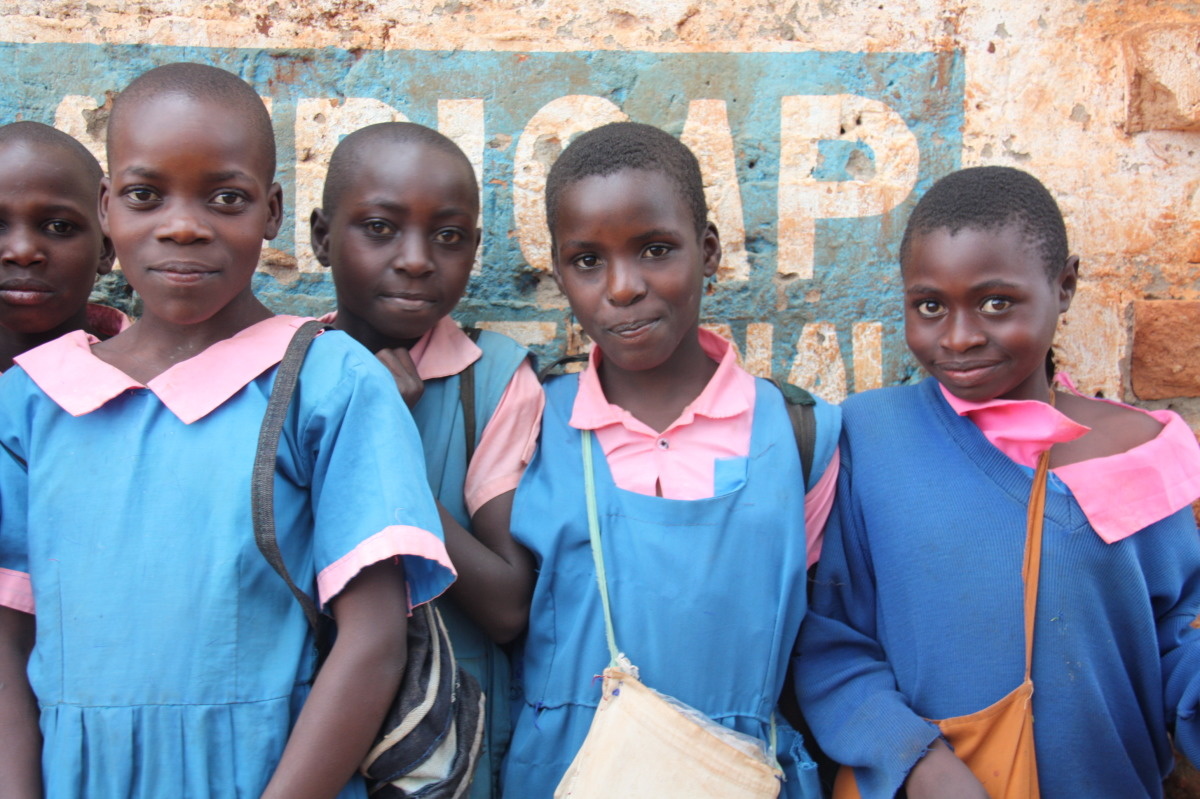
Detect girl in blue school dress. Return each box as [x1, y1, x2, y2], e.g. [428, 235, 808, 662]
[0, 64, 454, 799]
[311, 122, 543, 799]
[499, 122, 841, 798]
[796, 166, 1200, 799]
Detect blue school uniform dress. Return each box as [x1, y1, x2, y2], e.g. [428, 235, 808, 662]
[0, 316, 455, 799]
[797, 378, 1200, 799]
[502, 371, 839, 799]
[406, 322, 532, 799]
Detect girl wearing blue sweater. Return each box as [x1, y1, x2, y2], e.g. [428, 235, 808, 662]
[796, 166, 1200, 799]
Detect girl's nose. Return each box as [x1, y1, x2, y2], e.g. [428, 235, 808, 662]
[941, 311, 987, 352]
[393, 235, 434, 277]
[0, 227, 45, 267]
[606, 260, 646, 306]
[155, 203, 213, 244]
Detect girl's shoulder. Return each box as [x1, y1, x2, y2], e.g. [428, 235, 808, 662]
[1053, 391, 1166, 466]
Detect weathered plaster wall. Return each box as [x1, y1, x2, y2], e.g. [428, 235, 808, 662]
[3, 0, 1198, 425]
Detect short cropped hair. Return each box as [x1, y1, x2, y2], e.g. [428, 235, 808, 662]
[322, 122, 477, 214]
[0, 121, 103, 185]
[108, 62, 276, 180]
[900, 165, 1069, 277]
[545, 121, 708, 238]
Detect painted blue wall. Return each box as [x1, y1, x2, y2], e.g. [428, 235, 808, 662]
[1, 43, 964, 387]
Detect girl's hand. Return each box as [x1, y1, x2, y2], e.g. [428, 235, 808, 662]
[375, 347, 424, 408]
[903, 738, 989, 799]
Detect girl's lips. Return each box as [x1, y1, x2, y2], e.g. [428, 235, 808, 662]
[0, 280, 54, 306]
[380, 293, 435, 312]
[937, 361, 1001, 386]
[607, 319, 659, 340]
[149, 262, 219, 285]
[0, 288, 53, 306]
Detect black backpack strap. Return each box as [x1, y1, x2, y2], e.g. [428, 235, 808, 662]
[252, 320, 332, 656]
[536, 353, 589, 383]
[461, 327, 482, 465]
[769, 378, 817, 488]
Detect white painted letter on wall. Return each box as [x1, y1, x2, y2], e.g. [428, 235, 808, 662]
[514, 96, 626, 275]
[682, 99, 749, 282]
[778, 94, 919, 279]
[294, 98, 408, 272]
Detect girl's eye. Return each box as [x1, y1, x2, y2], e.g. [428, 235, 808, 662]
[643, 244, 671, 258]
[44, 220, 76, 236]
[364, 220, 394, 236]
[434, 228, 465, 245]
[981, 296, 1013, 314]
[571, 253, 601, 270]
[212, 191, 245, 208]
[914, 299, 944, 318]
[125, 187, 158, 205]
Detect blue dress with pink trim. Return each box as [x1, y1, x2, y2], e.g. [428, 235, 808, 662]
[0, 317, 454, 798]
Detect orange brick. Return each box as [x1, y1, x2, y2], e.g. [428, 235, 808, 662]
[1131, 300, 1200, 400]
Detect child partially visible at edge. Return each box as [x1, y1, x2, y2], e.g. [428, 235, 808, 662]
[0, 63, 454, 799]
[0, 121, 127, 371]
[500, 121, 841, 798]
[310, 121, 542, 799]
[796, 166, 1200, 799]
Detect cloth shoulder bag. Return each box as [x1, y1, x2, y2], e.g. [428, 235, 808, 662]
[554, 430, 784, 799]
[252, 320, 485, 798]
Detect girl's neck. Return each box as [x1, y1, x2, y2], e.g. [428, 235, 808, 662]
[334, 309, 421, 354]
[0, 306, 93, 371]
[597, 329, 717, 433]
[92, 289, 273, 384]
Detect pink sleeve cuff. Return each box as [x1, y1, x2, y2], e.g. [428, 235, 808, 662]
[464, 361, 545, 516]
[804, 446, 841, 568]
[0, 568, 34, 614]
[316, 525, 456, 609]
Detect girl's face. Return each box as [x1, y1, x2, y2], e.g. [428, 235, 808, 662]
[0, 140, 113, 335]
[903, 223, 1077, 402]
[312, 142, 479, 352]
[100, 93, 282, 329]
[551, 168, 719, 375]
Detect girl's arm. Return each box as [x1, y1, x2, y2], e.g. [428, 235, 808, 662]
[439, 490, 534, 644]
[0, 606, 40, 799]
[260, 560, 408, 799]
[795, 445, 943, 798]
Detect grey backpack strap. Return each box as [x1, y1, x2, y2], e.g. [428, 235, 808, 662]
[769, 378, 817, 488]
[252, 320, 331, 649]
[460, 327, 482, 465]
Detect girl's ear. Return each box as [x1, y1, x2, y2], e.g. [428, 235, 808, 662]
[96, 235, 115, 277]
[310, 208, 332, 268]
[263, 182, 284, 241]
[98, 176, 112, 237]
[1057, 254, 1080, 313]
[702, 221, 721, 278]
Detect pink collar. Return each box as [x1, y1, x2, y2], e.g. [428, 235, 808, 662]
[317, 312, 479, 381]
[939, 379, 1091, 466]
[570, 327, 754, 434]
[942, 375, 1200, 543]
[15, 315, 310, 424]
[411, 316, 481, 381]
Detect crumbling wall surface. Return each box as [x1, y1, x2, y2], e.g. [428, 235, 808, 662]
[3, 0, 1199, 425]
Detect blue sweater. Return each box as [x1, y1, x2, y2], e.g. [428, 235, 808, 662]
[796, 378, 1200, 798]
